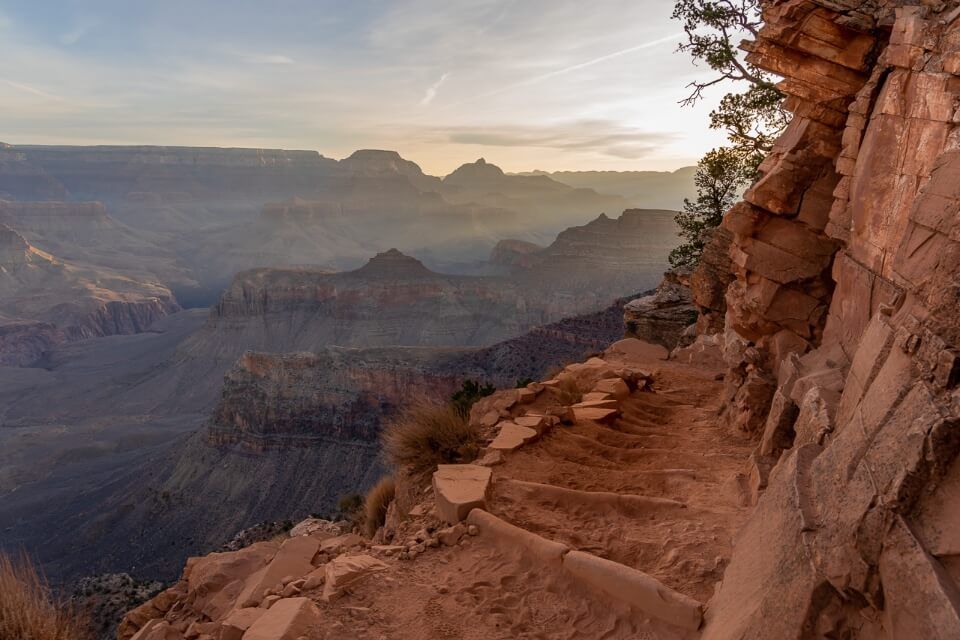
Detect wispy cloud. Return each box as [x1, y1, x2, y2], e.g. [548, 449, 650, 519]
[60, 17, 101, 46]
[420, 72, 449, 106]
[243, 53, 295, 65]
[437, 120, 675, 159]
[443, 32, 682, 109]
[1, 79, 63, 102]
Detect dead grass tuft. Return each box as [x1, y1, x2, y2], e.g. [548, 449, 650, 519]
[363, 476, 396, 538]
[556, 377, 583, 405]
[382, 398, 481, 474]
[0, 550, 91, 640]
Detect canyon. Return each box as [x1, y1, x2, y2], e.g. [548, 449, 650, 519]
[0, 220, 179, 366]
[116, 1, 960, 639]
[0, 188, 676, 588]
[0, 289, 643, 583]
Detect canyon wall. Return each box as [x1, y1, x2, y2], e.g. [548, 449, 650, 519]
[0, 223, 179, 365]
[0, 144, 338, 202]
[207, 350, 466, 450]
[496, 209, 681, 297]
[702, 1, 960, 638]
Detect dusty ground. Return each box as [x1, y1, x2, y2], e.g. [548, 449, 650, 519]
[286, 341, 755, 639]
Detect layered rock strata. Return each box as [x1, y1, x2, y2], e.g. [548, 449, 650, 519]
[0, 223, 179, 365]
[701, 2, 960, 638]
[623, 271, 697, 348]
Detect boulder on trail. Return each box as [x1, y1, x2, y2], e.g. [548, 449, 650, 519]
[432, 464, 493, 523]
[322, 554, 388, 601]
[241, 596, 322, 639]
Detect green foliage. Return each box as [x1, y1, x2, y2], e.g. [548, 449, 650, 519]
[450, 379, 495, 417]
[515, 378, 535, 388]
[671, 0, 787, 266]
[669, 147, 751, 269]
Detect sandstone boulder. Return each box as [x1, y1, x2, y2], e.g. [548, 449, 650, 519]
[592, 377, 630, 400]
[318, 533, 363, 555]
[432, 464, 493, 524]
[571, 406, 619, 424]
[237, 536, 319, 608]
[184, 542, 279, 621]
[242, 597, 322, 640]
[571, 398, 619, 411]
[488, 422, 538, 452]
[322, 554, 388, 601]
[219, 607, 265, 640]
[129, 620, 183, 640]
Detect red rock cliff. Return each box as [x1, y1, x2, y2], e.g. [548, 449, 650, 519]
[698, 1, 960, 637]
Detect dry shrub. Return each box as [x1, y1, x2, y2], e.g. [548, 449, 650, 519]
[362, 476, 396, 538]
[382, 398, 480, 474]
[0, 550, 90, 640]
[557, 377, 583, 405]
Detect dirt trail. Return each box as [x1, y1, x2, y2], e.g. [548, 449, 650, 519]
[118, 339, 758, 640]
[489, 353, 753, 604]
[311, 340, 755, 639]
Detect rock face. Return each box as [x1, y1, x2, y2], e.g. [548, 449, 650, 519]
[206, 250, 543, 349]
[0, 223, 179, 365]
[489, 239, 544, 269]
[498, 209, 681, 296]
[441, 158, 629, 234]
[623, 271, 697, 349]
[0, 144, 337, 201]
[0, 199, 192, 289]
[207, 350, 465, 450]
[698, 2, 960, 638]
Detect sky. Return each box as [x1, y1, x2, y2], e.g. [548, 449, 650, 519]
[0, 0, 733, 175]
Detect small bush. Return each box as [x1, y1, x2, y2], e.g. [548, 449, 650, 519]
[0, 551, 91, 640]
[557, 377, 583, 405]
[337, 493, 363, 518]
[362, 476, 396, 538]
[382, 398, 480, 474]
[515, 378, 534, 388]
[450, 379, 495, 417]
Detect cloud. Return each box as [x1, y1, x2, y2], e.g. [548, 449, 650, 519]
[442, 31, 682, 110]
[439, 120, 676, 159]
[60, 17, 101, 46]
[420, 72, 449, 106]
[1, 79, 63, 102]
[244, 53, 295, 65]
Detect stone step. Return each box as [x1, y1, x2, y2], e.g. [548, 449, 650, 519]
[466, 509, 702, 631]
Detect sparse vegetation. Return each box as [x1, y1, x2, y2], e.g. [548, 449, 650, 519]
[362, 476, 396, 538]
[337, 493, 364, 519]
[515, 377, 535, 388]
[382, 398, 481, 474]
[450, 379, 495, 417]
[0, 550, 91, 640]
[337, 492, 366, 531]
[556, 377, 583, 406]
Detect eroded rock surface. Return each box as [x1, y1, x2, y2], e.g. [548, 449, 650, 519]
[700, 1, 960, 638]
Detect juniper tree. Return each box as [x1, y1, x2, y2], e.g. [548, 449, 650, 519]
[669, 0, 788, 267]
[668, 147, 750, 268]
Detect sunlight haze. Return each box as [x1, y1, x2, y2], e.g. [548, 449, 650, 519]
[0, 0, 728, 173]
